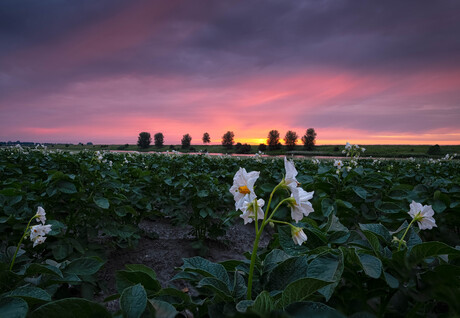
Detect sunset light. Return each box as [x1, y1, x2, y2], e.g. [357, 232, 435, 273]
[1, 1, 459, 145]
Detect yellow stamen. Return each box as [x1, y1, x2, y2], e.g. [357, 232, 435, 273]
[238, 185, 250, 194]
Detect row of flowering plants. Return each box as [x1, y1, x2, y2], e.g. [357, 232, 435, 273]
[0, 146, 459, 316]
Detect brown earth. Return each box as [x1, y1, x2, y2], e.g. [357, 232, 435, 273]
[97, 218, 273, 310]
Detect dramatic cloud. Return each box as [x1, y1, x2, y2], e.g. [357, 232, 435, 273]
[1, 0, 459, 144]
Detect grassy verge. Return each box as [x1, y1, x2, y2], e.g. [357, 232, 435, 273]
[9, 143, 460, 158]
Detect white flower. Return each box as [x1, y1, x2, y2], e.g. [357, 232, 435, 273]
[289, 188, 314, 223]
[240, 198, 265, 225]
[334, 160, 343, 169]
[33, 236, 47, 247]
[408, 201, 437, 230]
[291, 226, 308, 245]
[229, 168, 260, 210]
[345, 142, 352, 150]
[361, 147, 366, 152]
[284, 157, 299, 192]
[35, 206, 46, 225]
[30, 224, 52, 240]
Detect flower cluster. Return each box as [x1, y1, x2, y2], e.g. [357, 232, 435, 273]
[342, 142, 365, 158]
[230, 157, 314, 245]
[443, 153, 457, 161]
[30, 207, 52, 247]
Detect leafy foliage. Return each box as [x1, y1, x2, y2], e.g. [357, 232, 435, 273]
[284, 130, 298, 150]
[181, 134, 192, 149]
[301, 128, 317, 150]
[221, 131, 235, 149]
[267, 130, 281, 151]
[202, 132, 211, 144]
[154, 133, 164, 148]
[137, 132, 151, 149]
[0, 147, 459, 317]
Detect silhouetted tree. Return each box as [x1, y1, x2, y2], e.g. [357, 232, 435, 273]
[284, 130, 298, 151]
[154, 133, 164, 148]
[258, 144, 267, 152]
[137, 132, 151, 149]
[222, 131, 235, 149]
[202, 132, 211, 144]
[301, 128, 317, 150]
[181, 134, 192, 149]
[427, 144, 441, 155]
[267, 130, 282, 151]
[235, 143, 252, 154]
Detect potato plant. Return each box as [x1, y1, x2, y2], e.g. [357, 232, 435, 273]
[0, 147, 459, 317]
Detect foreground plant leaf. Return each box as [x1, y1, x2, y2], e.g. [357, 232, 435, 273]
[120, 284, 147, 318]
[277, 277, 333, 309]
[31, 298, 111, 318]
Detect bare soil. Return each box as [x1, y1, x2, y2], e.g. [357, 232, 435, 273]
[98, 218, 272, 305]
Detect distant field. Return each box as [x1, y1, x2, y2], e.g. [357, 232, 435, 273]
[11, 143, 460, 158]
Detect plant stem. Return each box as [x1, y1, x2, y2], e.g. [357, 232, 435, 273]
[398, 218, 417, 251]
[9, 215, 35, 270]
[247, 227, 262, 300]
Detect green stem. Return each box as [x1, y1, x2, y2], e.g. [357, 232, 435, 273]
[398, 218, 417, 251]
[9, 215, 36, 271]
[246, 181, 289, 300]
[269, 219, 292, 227]
[247, 226, 263, 300]
[267, 198, 292, 222]
[262, 183, 283, 223]
[253, 200, 259, 234]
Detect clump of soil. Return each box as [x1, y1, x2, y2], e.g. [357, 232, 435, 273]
[98, 218, 272, 295]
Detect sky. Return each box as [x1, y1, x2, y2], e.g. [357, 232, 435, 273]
[1, 0, 460, 145]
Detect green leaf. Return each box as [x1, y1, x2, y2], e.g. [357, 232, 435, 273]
[196, 277, 233, 301]
[307, 250, 344, 301]
[432, 199, 447, 213]
[64, 257, 104, 276]
[0, 297, 28, 318]
[197, 190, 208, 198]
[361, 231, 381, 256]
[115, 270, 162, 294]
[26, 263, 63, 278]
[57, 181, 77, 194]
[46, 220, 66, 236]
[253, 291, 275, 315]
[285, 301, 346, 318]
[321, 198, 335, 217]
[278, 278, 333, 308]
[120, 284, 147, 318]
[357, 253, 382, 279]
[181, 257, 230, 286]
[383, 272, 399, 289]
[278, 225, 308, 256]
[352, 186, 367, 199]
[409, 241, 460, 264]
[6, 286, 51, 304]
[358, 223, 391, 242]
[51, 242, 72, 260]
[267, 256, 309, 291]
[335, 199, 353, 209]
[263, 249, 291, 272]
[93, 196, 110, 209]
[124, 264, 157, 279]
[148, 299, 178, 318]
[31, 298, 111, 318]
[236, 300, 254, 313]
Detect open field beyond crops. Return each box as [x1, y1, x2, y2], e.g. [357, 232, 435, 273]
[1, 147, 459, 317]
[4, 143, 460, 158]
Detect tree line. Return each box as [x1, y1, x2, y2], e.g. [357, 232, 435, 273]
[137, 129, 317, 151]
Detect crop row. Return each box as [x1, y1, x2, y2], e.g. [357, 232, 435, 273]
[0, 148, 459, 317]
